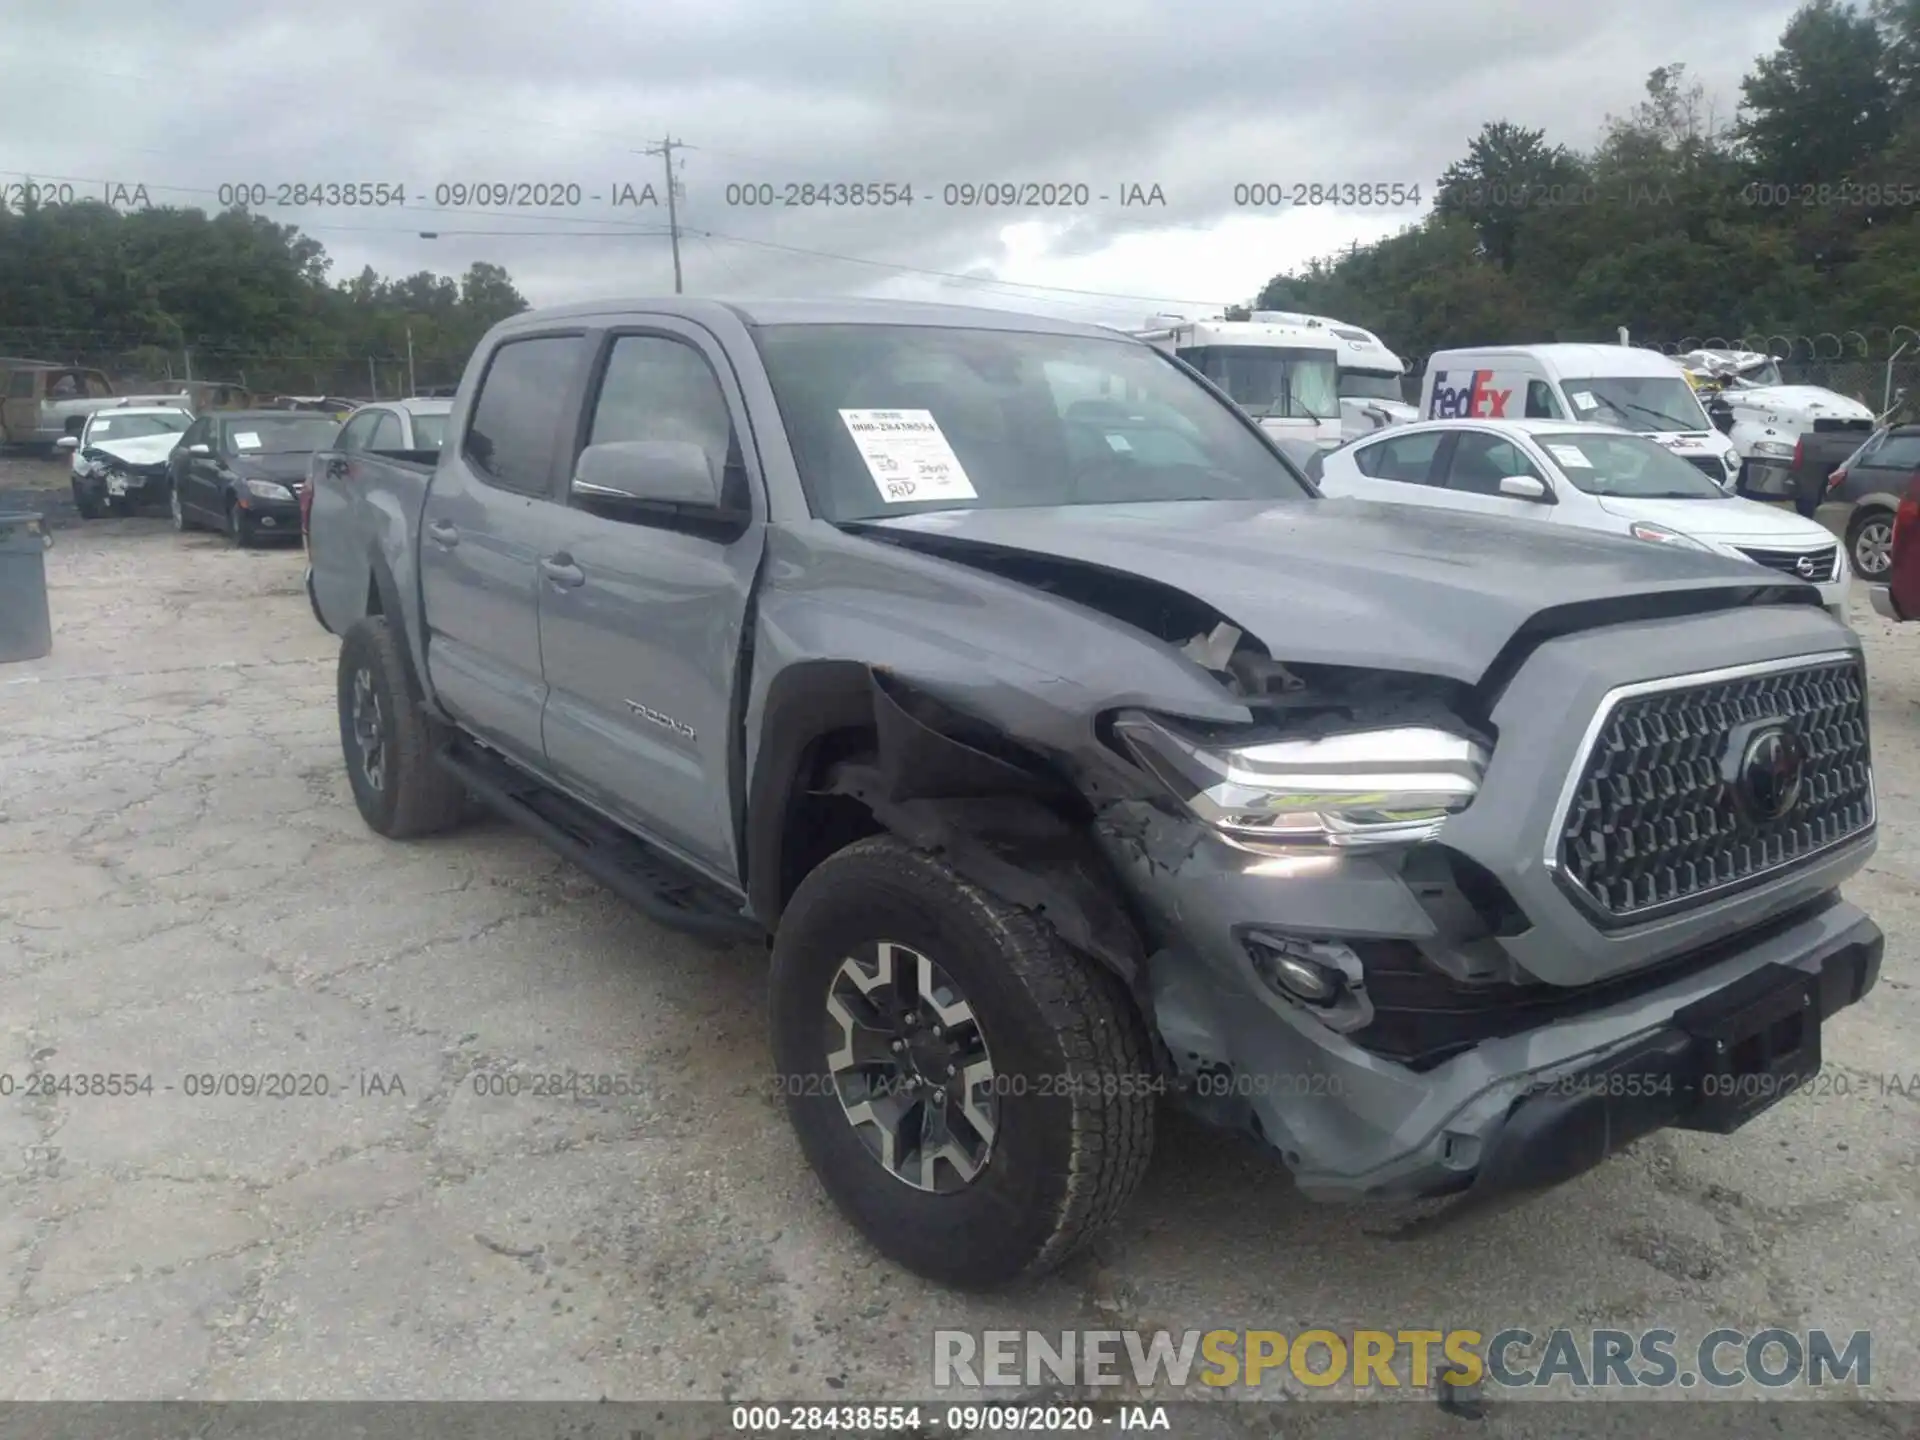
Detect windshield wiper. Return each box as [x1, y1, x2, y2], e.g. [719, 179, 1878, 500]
[1603, 398, 1706, 431]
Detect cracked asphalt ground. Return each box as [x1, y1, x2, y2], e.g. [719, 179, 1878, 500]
[1, 453, 1917, 1430]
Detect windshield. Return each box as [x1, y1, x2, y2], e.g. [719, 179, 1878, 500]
[1733, 359, 1785, 386]
[1181, 345, 1339, 421]
[411, 413, 448, 451]
[222, 415, 341, 454]
[1536, 431, 1730, 499]
[1338, 370, 1406, 402]
[86, 412, 188, 441]
[752, 324, 1315, 522]
[1564, 376, 1712, 433]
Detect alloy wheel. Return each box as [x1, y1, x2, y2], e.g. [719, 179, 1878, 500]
[1855, 518, 1892, 578]
[350, 667, 386, 792]
[823, 941, 998, 1193]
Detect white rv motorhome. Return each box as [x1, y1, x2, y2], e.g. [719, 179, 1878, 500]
[1130, 314, 1343, 447]
[1249, 310, 1418, 439]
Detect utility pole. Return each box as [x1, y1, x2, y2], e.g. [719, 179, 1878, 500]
[406, 325, 417, 396]
[645, 136, 685, 293]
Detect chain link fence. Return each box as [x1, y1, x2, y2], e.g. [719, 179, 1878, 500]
[0, 337, 468, 402]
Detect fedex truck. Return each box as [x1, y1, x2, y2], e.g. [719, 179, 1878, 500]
[1248, 311, 1417, 439]
[1131, 314, 1343, 447]
[1420, 343, 1742, 487]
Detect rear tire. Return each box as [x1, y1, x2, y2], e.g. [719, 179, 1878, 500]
[1848, 508, 1893, 580]
[336, 616, 473, 839]
[769, 835, 1155, 1288]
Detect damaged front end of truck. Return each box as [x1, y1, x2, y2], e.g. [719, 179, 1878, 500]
[748, 502, 1882, 1215]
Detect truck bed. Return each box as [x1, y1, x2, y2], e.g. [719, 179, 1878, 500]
[1743, 423, 1871, 508]
[305, 447, 439, 645]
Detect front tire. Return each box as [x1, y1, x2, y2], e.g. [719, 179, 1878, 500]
[1848, 508, 1893, 580]
[169, 482, 192, 532]
[336, 616, 473, 839]
[226, 497, 253, 548]
[769, 836, 1155, 1288]
[72, 482, 103, 520]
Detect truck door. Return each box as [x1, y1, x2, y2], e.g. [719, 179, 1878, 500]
[535, 322, 766, 885]
[418, 332, 588, 764]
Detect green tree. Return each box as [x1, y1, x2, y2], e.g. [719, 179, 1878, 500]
[1738, 0, 1891, 188]
[1435, 120, 1589, 271]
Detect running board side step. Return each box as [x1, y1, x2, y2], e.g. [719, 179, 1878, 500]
[435, 740, 764, 943]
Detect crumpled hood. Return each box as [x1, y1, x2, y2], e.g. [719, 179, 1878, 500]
[860, 498, 1807, 685]
[85, 433, 181, 466]
[228, 451, 315, 483]
[1725, 384, 1874, 421]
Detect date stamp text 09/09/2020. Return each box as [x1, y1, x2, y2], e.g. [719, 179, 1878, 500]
[4, 178, 1438, 212]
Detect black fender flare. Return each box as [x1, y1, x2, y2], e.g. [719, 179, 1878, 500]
[744, 662, 1146, 987]
[360, 548, 438, 715]
[744, 659, 877, 926]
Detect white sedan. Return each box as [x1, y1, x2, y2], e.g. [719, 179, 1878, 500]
[1314, 418, 1852, 618]
[55, 404, 195, 518]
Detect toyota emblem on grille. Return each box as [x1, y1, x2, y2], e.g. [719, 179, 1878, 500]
[1795, 553, 1817, 578]
[1740, 727, 1806, 819]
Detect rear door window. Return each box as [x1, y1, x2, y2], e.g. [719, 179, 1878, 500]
[463, 335, 587, 495]
[337, 411, 382, 452]
[1870, 433, 1920, 471]
[368, 410, 403, 451]
[1353, 430, 1445, 484]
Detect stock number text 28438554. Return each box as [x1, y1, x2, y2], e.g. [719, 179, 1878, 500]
[1233, 181, 1423, 207]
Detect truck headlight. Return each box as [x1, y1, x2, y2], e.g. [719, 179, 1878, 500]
[1110, 712, 1488, 851]
[1629, 521, 1710, 550]
[1750, 440, 1795, 459]
[244, 479, 294, 501]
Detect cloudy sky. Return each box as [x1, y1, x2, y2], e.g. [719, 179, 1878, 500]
[2, 0, 1805, 328]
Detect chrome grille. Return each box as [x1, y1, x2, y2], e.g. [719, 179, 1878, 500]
[1736, 544, 1839, 583]
[1683, 455, 1730, 482]
[1553, 656, 1872, 924]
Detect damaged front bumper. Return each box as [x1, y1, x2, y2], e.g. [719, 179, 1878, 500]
[1097, 809, 1881, 1206]
[76, 467, 168, 505]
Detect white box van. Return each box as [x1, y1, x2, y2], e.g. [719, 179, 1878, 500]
[1420, 344, 1741, 487]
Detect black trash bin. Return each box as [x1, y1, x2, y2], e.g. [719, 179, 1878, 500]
[0, 511, 53, 662]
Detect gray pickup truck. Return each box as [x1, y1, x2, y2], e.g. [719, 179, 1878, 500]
[305, 298, 1881, 1288]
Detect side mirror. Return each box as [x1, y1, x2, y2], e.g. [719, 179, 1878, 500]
[54, 435, 78, 452]
[1499, 474, 1549, 500]
[188, 443, 212, 457]
[572, 439, 722, 509]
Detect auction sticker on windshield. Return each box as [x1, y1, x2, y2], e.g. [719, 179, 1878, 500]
[839, 409, 978, 503]
[1570, 391, 1598, 411]
[233, 432, 262, 450]
[1547, 444, 1593, 467]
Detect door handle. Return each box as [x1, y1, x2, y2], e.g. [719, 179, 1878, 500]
[427, 519, 459, 548]
[326, 457, 348, 478]
[540, 554, 585, 588]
